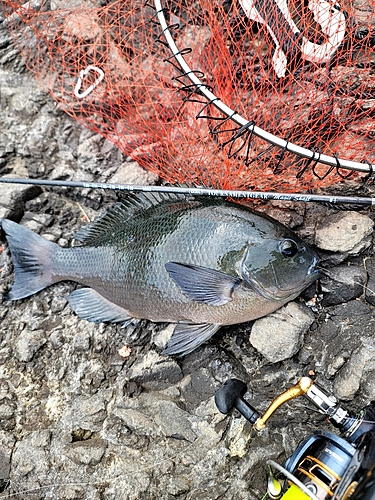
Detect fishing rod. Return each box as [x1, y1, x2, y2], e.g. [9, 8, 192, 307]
[0, 177, 374, 206]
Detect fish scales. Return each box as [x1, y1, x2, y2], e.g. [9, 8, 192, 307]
[51, 201, 264, 323]
[1, 193, 320, 355]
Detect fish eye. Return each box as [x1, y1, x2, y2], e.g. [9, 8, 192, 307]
[279, 239, 298, 257]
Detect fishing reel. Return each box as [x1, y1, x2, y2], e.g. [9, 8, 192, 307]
[215, 377, 375, 500]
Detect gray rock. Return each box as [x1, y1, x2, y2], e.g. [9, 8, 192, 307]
[320, 264, 367, 306]
[0, 401, 15, 420]
[0, 347, 12, 365]
[365, 256, 375, 306]
[179, 368, 215, 411]
[334, 343, 375, 400]
[23, 212, 54, 227]
[73, 331, 91, 352]
[49, 330, 65, 349]
[361, 369, 375, 401]
[11, 430, 51, 481]
[310, 301, 375, 384]
[154, 398, 198, 441]
[63, 393, 109, 431]
[0, 175, 42, 221]
[76, 132, 104, 165]
[127, 350, 183, 390]
[225, 416, 253, 458]
[0, 205, 12, 221]
[15, 329, 47, 362]
[50, 295, 68, 314]
[152, 323, 174, 350]
[57, 237, 69, 247]
[63, 438, 106, 466]
[250, 302, 315, 362]
[0, 33, 11, 50]
[255, 200, 305, 229]
[3, 72, 43, 118]
[0, 431, 15, 489]
[165, 476, 191, 496]
[116, 392, 198, 442]
[315, 212, 373, 254]
[24, 115, 58, 158]
[108, 160, 159, 186]
[21, 218, 42, 232]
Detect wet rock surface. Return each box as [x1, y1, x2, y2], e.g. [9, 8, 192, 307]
[315, 211, 374, 255]
[1, 26, 375, 500]
[249, 302, 315, 363]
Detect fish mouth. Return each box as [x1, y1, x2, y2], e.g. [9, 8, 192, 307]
[245, 255, 321, 303]
[270, 255, 321, 298]
[306, 255, 321, 280]
[247, 268, 300, 302]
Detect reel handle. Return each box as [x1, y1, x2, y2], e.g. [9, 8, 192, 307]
[214, 379, 259, 424]
[215, 377, 375, 441]
[214, 377, 314, 430]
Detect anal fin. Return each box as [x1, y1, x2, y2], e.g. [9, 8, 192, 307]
[67, 288, 132, 324]
[162, 322, 221, 356]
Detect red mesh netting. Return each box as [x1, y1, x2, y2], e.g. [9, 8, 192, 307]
[2, 0, 375, 192]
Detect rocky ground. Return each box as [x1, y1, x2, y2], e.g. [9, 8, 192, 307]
[1, 9, 375, 500]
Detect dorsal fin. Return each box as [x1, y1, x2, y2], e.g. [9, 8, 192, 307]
[73, 192, 222, 246]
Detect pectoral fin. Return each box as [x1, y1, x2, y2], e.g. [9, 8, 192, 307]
[162, 322, 221, 356]
[165, 262, 241, 306]
[67, 288, 133, 324]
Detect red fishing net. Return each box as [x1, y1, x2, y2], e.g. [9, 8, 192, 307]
[2, 0, 375, 192]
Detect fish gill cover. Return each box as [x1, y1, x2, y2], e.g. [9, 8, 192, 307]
[2, 0, 375, 193]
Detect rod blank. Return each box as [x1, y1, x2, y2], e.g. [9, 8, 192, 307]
[0, 177, 374, 206]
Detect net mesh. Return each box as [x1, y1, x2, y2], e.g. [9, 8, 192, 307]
[3, 0, 375, 192]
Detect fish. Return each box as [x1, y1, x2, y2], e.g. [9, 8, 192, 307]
[1, 193, 320, 356]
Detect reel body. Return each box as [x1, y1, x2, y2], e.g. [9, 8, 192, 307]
[283, 430, 357, 499]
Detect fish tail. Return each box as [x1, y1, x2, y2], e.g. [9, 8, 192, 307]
[2, 219, 60, 300]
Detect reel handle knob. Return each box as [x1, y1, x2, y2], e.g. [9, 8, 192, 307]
[215, 379, 260, 424]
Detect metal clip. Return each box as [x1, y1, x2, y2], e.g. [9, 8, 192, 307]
[74, 65, 104, 99]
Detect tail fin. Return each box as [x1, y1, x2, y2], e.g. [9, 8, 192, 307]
[2, 219, 60, 300]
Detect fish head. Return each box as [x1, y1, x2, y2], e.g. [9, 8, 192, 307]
[240, 223, 320, 302]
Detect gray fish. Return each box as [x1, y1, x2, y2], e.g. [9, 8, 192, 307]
[1, 193, 320, 355]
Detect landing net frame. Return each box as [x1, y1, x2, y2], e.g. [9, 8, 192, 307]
[152, 0, 374, 178]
